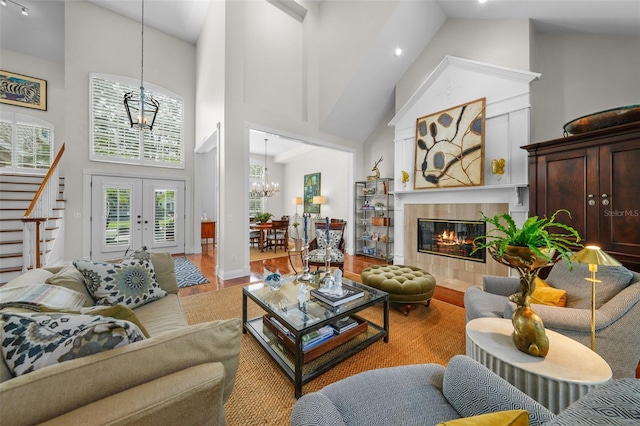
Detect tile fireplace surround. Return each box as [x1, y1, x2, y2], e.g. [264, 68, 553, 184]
[404, 203, 510, 286]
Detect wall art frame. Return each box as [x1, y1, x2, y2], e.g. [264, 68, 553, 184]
[414, 97, 485, 189]
[0, 70, 48, 111]
[303, 172, 321, 214]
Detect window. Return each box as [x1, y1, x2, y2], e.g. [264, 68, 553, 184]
[0, 112, 53, 173]
[90, 74, 184, 168]
[249, 164, 265, 216]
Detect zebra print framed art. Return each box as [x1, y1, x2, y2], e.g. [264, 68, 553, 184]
[0, 70, 47, 111]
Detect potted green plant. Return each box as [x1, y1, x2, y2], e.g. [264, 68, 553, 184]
[254, 212, 273, 224]
[471, 209, 583, 358]
[472, 209, 582, 267]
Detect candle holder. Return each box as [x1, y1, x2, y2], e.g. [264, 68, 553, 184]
[299, 239, 312, 281]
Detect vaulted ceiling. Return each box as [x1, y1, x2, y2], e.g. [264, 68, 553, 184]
[1, 0, 639, 152]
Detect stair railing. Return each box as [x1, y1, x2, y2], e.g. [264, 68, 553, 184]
[22, 143, 65, 271]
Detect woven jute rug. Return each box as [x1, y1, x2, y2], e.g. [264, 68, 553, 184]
[180, 284, 466, 425]
[250, 247, 290, 262]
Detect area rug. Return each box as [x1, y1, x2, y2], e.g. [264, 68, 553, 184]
[250, 246, 290, 261]
[180, 285, 466, 425]
[173, 257, 209, 288]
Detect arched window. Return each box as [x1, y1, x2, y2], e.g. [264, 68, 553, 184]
[90, 73, 184, 168]
[0, 112, 53, 173]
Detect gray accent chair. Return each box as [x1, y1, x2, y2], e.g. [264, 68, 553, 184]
[290, 355, 640, 426]
[291, 355, 556, 426]
[464, 262, 640, 379]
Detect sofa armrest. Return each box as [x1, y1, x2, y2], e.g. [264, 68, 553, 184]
[503, 282, 640, 332]
[41, 363, 226, 426]
[291, 393, 347, 426]
[482, 276, 520, 296]
[0, 319, 241, 426]
[443, 355, 555, 426]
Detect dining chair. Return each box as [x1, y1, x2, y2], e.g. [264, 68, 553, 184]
[308, 220, 346, 271]
[266, 220, 289, 252]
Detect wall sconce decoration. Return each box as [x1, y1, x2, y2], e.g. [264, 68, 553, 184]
[491, 158, 506, 182]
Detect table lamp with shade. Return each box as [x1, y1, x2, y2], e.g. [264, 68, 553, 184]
[292, 197, 303, 216]
[571, 245, 622, 351]
[312, 195, 326, 218]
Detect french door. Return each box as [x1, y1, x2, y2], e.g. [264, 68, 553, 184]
[91, 175, 185, 260]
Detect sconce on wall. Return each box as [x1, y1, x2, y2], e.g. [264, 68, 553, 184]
[491, 158, 506, 182]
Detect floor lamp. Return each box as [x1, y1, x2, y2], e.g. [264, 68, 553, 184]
[571, 245, 622, 351]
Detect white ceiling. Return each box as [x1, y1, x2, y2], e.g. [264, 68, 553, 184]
[2, 0, 639, 153]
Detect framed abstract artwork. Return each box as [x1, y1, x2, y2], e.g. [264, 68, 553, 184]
[414, 97, 485, 189]
[0, 70, 47, 111]
[303, 172, 321, 214]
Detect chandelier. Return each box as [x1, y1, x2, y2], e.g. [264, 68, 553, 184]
[250, 139, 280, 198]
[124, 0, 160, 131]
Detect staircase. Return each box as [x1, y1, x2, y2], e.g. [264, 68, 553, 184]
[0, 173, 66, 284]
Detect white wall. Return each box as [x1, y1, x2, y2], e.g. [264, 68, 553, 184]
[0, 49, 65, 153]
[201, 0, 364, 279]
[397, 19, 532, 112]
[63, 1, 196, 260]
[531, 33, 640, 142]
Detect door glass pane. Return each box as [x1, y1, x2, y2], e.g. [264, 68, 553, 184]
[154, 189, 175, 242]
[104, 187, 131, 247]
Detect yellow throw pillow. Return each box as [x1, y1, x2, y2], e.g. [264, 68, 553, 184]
[531, 277, 567, 307]
[438, 410, 529, 426]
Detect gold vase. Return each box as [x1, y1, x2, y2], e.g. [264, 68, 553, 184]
[489, 246, 556, 357]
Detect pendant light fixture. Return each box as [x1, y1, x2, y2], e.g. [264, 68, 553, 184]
[250, 139, 280, 198]
[124, 0, 159, 131]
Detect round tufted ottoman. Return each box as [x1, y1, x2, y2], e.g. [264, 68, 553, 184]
[361, 265, 436, 315]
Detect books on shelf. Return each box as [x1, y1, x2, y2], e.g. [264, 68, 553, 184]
[310, 283, 364, 307]
[330, 316, 359, 333]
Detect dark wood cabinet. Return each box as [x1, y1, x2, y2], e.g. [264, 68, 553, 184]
[523, 122, 640, 272]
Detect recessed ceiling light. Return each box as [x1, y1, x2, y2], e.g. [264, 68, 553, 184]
[394, 47, 403, 57]
[478, 0, 487, 3]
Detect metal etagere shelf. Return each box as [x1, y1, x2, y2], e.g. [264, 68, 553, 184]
[354, 178, 393, 262]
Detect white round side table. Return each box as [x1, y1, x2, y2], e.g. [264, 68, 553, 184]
[466, 317, 612, 414]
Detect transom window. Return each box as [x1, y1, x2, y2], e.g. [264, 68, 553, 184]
[90, 73, 184, 168]
[0, 112, 53, 173]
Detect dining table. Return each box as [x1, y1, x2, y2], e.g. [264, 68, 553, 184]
[250, 222, 274, 252]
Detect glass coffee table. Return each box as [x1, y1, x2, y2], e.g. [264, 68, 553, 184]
[242, 274, 389, 398]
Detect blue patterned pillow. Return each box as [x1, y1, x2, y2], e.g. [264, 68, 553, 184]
[1, 312, 145, 376]
[73, 258, 166, 309]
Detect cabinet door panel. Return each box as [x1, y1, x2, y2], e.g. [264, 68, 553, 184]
[538, 148, 599, 243]
[599, 140, 640, 257]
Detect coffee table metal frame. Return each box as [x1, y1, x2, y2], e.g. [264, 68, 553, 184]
[242, 275, 389, 398]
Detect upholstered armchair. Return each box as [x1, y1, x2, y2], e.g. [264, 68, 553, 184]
[464, 261, 640, 379]
[307, 221, 346, 271]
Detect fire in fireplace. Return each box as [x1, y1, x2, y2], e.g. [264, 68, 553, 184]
[417, 218, 486, 262]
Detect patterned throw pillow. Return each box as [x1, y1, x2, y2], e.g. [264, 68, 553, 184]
[1, 312, 145, 376]
[316, 230, 342, 250]
[73, 258, 166, 309]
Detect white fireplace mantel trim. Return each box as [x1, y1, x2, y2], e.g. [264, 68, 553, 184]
[390, 56, 540, 128]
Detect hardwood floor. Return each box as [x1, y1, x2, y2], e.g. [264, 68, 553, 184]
[178, 244, 465, 307]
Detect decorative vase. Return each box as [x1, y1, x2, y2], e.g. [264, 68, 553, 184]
[489, 246, 557, 357]
[294, 239, 303, 251]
